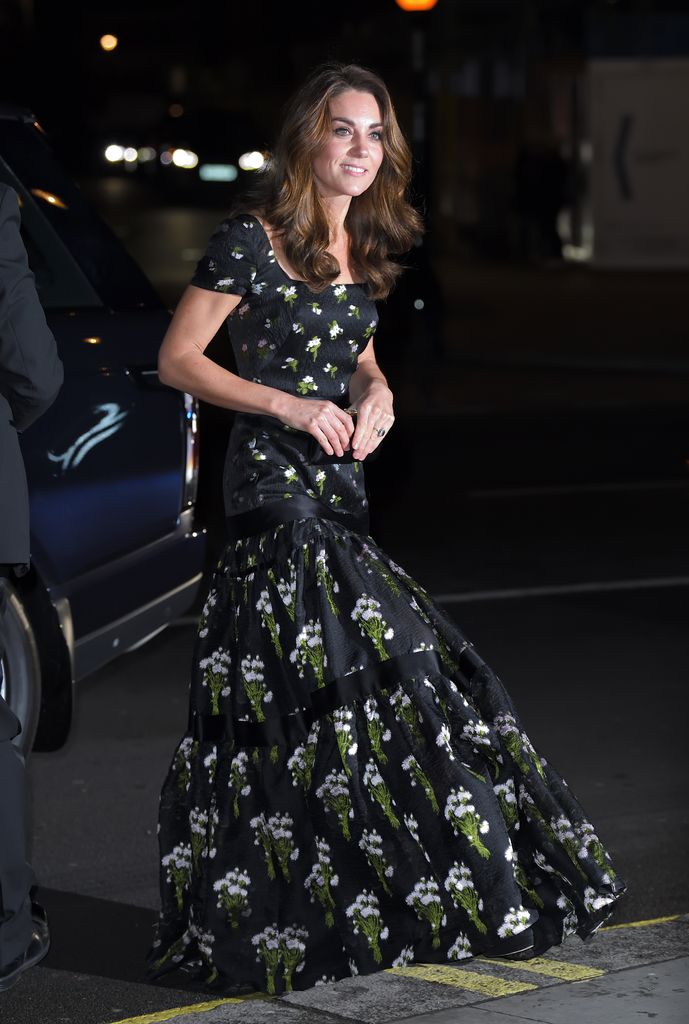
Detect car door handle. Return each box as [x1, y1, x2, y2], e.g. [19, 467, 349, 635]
[127, 367, 167, 390]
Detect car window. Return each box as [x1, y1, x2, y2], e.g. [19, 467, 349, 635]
[0, 118, 162, 311]
[0, 157, 103, 310]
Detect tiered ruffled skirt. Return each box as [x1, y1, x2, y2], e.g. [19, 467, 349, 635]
[149, 517, 625, 995]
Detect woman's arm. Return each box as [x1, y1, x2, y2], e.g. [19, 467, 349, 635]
[159, 285, 354, 455]
[348, 338, 395, 460]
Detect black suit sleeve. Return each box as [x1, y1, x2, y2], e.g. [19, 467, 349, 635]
[0, 185, 63, 431]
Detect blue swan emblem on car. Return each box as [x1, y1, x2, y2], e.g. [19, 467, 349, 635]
[48, 403, 128, 472]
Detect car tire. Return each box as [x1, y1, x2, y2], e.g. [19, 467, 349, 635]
[0, 579, 42, 757]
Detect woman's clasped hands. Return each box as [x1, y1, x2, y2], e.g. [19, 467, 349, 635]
[281, 382, 394, 461]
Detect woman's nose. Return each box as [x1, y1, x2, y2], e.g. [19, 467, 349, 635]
[349, 135, 368, 157]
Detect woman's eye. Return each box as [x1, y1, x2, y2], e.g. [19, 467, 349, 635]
[334, 127, 350, 136]
[370, 131, 382, 141]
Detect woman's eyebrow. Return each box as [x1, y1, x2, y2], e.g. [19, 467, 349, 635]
[332, 116, 384, 129]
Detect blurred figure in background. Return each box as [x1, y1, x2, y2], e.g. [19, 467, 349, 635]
[0, 182, 63, 992]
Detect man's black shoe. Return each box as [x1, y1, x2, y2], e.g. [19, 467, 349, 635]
[0, 903, 50, 993]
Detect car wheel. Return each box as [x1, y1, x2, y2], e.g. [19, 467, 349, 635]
[0, 579, 42, 757]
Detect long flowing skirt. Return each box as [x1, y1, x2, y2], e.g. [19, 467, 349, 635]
[149, 517, 625, 995]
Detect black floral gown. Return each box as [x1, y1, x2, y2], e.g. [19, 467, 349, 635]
[149, 216, 625, 995]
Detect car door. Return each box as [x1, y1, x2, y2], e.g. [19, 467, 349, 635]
[0, 118, 195, 598]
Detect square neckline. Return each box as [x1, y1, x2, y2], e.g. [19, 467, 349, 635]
[248, 215, 366, 289]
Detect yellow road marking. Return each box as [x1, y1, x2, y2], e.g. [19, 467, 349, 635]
[109, 994, 265, 1024]
[602, 913, 685, 931]
[387, 963, 537, 996]
[108, 914, 688, 1024]
[478, 955, 605, 981]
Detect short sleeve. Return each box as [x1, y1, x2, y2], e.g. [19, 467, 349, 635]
[190, 216, 259, 296]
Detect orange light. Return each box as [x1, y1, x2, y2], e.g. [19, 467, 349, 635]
[395, 0, 438, 10]
[30, 188, 68, 210]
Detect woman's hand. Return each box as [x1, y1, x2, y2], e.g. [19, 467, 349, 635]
[278, 396, 355, 457]
[350, 381, 395, 460]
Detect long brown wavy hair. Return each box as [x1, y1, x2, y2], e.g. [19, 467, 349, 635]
[238, 63, 423, 299]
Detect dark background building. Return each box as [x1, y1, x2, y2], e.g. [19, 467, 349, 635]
[3, 0, 689, 271]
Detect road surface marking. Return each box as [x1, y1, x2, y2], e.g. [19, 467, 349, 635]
[434, 575, 689, 603]
[109, 995, 265, 1024]
[387, 963, 537, 996]
[478, 955, 605, 981]
[602, 913, 685, 930]
[108, 921, 687, 1024]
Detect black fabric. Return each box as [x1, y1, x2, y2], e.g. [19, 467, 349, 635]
[192, 649, 445, 747]
[0, 700, 20, 744]
[0, 184, 63, 564]
[226, 495, 369, 543]
[0, 181, 57, 962]
[188, 216, 377, 522]
[0, 732, 34, 969]
[0, 583, 34, 968]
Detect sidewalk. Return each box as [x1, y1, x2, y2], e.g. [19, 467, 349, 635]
[107, 914, 689, 1024]
[391, 958, 688, 1024]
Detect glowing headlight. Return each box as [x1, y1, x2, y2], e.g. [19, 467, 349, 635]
[172, 148, 199, 170]
[104, 144, 124, 162]
[238, 151, 266, 171]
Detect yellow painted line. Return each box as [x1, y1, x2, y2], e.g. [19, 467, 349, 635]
[109, 994, 266, 1024]
[109, 914, 688, 1024]
[478, 955, 604, 982]
[387, 963, 537, 997]
[602, 913, 685, 931]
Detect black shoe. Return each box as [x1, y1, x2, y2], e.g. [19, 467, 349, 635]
[0, 903, 50, 993]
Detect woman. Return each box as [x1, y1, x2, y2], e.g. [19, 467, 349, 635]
[149, 64, 624, 996]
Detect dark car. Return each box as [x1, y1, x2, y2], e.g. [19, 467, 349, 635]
[0, 105, 205, 755]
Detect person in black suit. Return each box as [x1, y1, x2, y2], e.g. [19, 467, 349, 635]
[0, 182, 63, 992]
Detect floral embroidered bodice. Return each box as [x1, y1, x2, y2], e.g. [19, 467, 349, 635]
[192, 216, 378, 516]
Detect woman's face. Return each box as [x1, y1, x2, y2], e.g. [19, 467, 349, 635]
[311, 89, 385, 200]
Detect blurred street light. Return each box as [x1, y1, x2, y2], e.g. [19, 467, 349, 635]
[171, 148, 199, 169]
[395, 0, 438, 10]
[199, 163, 239, 182]
[239, 151, 266, 171]
[99, 34, 119, 52]
[30, 189, 67, 210]
[104, 144, 124, 162]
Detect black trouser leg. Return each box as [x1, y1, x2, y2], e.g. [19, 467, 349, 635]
[0, 577, 35, 969]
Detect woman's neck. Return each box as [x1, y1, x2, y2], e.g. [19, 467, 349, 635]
[321, 194, 352, 243]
